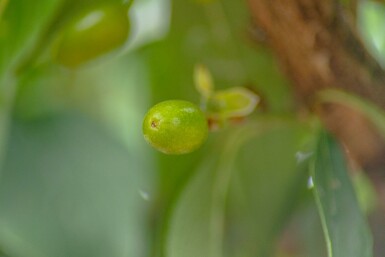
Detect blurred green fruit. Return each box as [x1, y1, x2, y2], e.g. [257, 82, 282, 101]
[53, 4, 130, 68]
[142, 100, 208, 155]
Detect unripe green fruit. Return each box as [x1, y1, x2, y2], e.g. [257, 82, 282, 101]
[53, 4, 130, 68]
[143, 100, 208, 155]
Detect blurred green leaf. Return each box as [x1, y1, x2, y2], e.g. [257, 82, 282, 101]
[358, 0, 385, 66]
[194, 64, 214, 99]
[6, 48, 155, 255]
[0, 0, 64, 177]
[3, 9, 159, 253]
[166, 127, 252, 257]
[166, 118, 313, 257]
[14, 50, 152, 153]
[352, 171, 377, 214]
[0, 0, 62, 77]
[311, 130, 373, 257]
[206, 87, 259, 119]
[0, 115, 152, 257]
[296, 203, 328, 257]
[227, 121, 312, 257]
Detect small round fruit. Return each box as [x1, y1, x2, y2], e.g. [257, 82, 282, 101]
[143, 100, 208, 155]
[53, 4, 130, 68]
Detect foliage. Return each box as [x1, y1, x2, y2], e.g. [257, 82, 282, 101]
[0, 0, 383, 256]
[311, 130, 373, 257]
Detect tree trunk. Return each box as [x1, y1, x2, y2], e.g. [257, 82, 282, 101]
[247, 0, 385, 186]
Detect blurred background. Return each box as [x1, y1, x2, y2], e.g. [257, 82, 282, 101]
[0, 0, 384, 256]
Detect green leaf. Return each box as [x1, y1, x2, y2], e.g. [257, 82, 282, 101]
[0, 115, 153, 257]
[311, 130, 373, 257]
[0, 0, 63, 172]
[358, 0, 385, 66]
[227, 122, 312, 256]
[206, 87, 259, 119]
[194, 64, 214, 98]
[0, 0, 63, 77]
[166, 127, 253, 257]
[166, 118, 312, 257]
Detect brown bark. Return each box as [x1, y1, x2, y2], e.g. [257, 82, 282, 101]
[247, 0, 385, 181]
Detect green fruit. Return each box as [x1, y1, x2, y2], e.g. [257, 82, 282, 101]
[143, 100, 208, 155]
[53, 4, 130, 68]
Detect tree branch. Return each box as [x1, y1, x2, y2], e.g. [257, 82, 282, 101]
[247, 0, 385, 182]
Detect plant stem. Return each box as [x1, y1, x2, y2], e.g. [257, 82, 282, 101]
[317, 89, 385, 139]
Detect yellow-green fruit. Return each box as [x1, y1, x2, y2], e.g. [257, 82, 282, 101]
[143, 100, 208, 155]
[54, 4, 130, 68]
